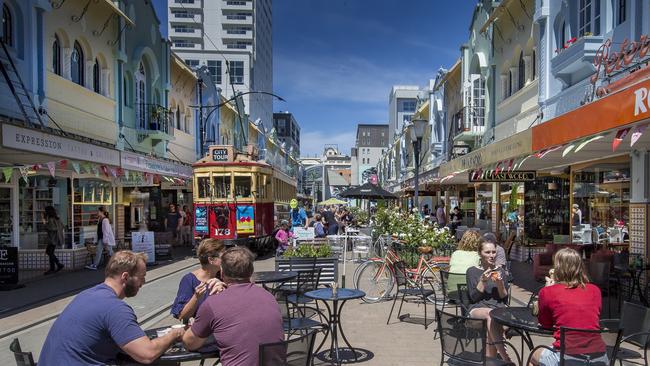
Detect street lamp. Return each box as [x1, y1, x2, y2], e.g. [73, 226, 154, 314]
[409, 118, 428, 213]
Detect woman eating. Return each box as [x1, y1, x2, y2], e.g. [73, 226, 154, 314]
[171, 238, 226, 323]
[466, 241, 510, 361]
[529, 248, 603, 366]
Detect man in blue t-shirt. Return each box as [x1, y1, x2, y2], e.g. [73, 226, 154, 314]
[289, 199, 309, 229]
[39, 251, 185, 365]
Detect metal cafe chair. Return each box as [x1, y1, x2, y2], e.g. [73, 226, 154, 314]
[9, 338, 36, 366]
[386, 260, 436, 329]
[601, 301, 650, 366]
[259, 330, 317, 366]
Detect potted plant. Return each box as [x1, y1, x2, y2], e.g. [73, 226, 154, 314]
[275, 243, 337, 286]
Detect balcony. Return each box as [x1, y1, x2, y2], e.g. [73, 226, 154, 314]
[135, 104, 175, 143]
[222, 0, 252, 10]
[451, 107, 486, 142]
[224, 42, 252, 51]
[170, 12, 202, 24]
[551, 35, 604, 86]
[169, 27, 202, 39]
[171, 40, 201, 50]
[222, 13, 252, 25]
[169, 0, 201, 9]
[222, 29, 253, 40]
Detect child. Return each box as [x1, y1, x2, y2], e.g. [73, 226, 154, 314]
[275, 220, 293, 255]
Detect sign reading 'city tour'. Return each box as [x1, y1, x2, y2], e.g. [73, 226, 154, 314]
[0, 246, 18, 285]
[469, 171, 536, 182]
[212, 148, 229, 162]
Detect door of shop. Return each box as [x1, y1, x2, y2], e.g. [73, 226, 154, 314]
[0, 184, 17, 246]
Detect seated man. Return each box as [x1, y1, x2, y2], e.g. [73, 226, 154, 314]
[39, 251, 185, 365]
[183, 246, 284, 365]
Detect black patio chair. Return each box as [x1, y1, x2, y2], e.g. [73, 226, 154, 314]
[259, 330, 317, 366]
[601, 301, 650, 366]
[386, 260, 435, 329]
[9, 338, 36, 366]
[439, 270, 465, 314]
[436, 309, 521, 366]
[590, 261, 614, 318]
[525, 326, 624, 366]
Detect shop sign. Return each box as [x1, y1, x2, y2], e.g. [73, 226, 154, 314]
[121, 152, 192, 178]
[131, 231, 155, 264]
[452, 145, 470, 157]
[2, 124, 120, 165]
[440, 129, 532, 177]
[469, 171, 536, 182]
[592, 36, 650, 89]
[114, 174, 155, 187]
[161, 181, 192, 190]
[212, 148, 229, 162]
[293, 227, 315, 240]
[0, 246, 18, 285]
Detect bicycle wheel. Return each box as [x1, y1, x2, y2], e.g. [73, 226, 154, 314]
[420, 265, 444, 304]
[355, 260, 395, 303]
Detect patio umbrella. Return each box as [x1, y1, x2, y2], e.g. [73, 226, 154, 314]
[318, 197, 348, 205]
[338, 182, 398, 200]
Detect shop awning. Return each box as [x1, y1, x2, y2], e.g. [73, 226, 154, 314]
[98, 0, 135, 27]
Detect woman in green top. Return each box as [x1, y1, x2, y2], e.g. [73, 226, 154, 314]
[447, 230, 482, 292]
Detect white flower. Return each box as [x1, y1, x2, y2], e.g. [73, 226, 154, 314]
[407, 233, 412, 237]
[421, 239, 427, 244]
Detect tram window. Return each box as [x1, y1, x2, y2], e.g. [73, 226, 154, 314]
[197, 177, 210, 198]
[213, 174, 231, 199]
[257, 175, 266, 199]
[234, 175, 252, 198]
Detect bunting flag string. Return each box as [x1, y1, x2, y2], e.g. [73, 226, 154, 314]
[2, 167, 13, 183]
[72, 161, 81, 174]
[58, 159, 68, 170]
[46, 161, 56, 177]
[18, 166, 30, 183]
[612, 128, 631, 152]
[631, 124, 647, 146]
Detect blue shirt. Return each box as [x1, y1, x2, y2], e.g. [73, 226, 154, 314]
[39, 283, 145, 366]
[290, 208, 307, 227]
[171, 272, 207, 320]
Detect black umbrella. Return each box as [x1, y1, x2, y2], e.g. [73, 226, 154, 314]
[338, 182, 398, 199]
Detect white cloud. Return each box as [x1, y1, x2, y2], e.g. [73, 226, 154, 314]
[300, 130, 356, 157]
[274, 54, 432, 104]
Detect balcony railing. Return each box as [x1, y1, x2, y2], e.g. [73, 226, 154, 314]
[451, 106, 486, 141]
[135, 104, 174, 141]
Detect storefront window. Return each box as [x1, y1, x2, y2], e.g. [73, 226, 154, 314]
[73, 179, 112, 247]
[524, 176, 570, 241]
[0, 187, 11, 245]
[213, 174, 231, 199]
[500, 183, 524, 238]
[573, 163, 630, 242]
[234, 175, 252, 198]
[19, 176, 69, 249]
[475, 184, 492, 230]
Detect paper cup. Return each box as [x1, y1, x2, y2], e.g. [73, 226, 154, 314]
[171, 324, 184, 330]
[156, 328, 170, 338]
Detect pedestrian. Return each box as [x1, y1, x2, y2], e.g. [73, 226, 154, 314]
[181, 205, 193, 247]
[275, 220, 293, 255]
[165, 203, 182, 244]
[289, 198, 309, 229]
[43, 206, 64, 275]
[313, 213, 326, 238]
[182, 247, 283, 365]
[39, 251, 184, 365]
[86, 206, 115, 270]
[322, 206, 339, 235]
[436, 202, 447, 227]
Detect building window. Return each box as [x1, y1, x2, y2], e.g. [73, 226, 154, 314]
[617, 0, 626, 24]
[93, 59, 101, 93]
[578, 0, 600, 36]
[71, 41, 84, 86]
[229, 60, 244, 84]
[184, 59, 199, 69]
[402, 100, 416, 112]
[207, 60, 221, 84]
[174, 40, 194, 48]
[2, 4, 12, 47]
[176, 107, 181, 130]
[532, 50, 536, 80]
[175, 0, 195, 3]
[518, 51, 525, 90]
[52, 35, 61, 75]
[136, 62, 146, 130]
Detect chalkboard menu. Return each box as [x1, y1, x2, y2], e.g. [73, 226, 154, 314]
[0, 246, 18, 285]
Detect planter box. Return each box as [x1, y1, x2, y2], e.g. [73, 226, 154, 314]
[275, 256, 338, 286]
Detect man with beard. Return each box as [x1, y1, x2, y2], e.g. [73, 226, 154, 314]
[39, 251, 184, 365]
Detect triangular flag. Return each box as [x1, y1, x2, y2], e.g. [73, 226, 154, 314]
[72, 161, 81, 174]
[124, 170, 130, 179]
[100, 165, 109, 177]
[91, 164, 99, 177]
[631, 124, 648, 146]
[82, 162, 92, 174]
[612, 128, 631, 152]
[46, 161, 56, 177]
[32, 164, 41, 171]
[58, 159, 68, 170]
[507, 159, 514, 172]
[18, 166, 29, 183]
[116, 168, 124, 177]
[109, 167, 117, 178]
[2, 167, 13, 183]
[494, 161, 502, 174]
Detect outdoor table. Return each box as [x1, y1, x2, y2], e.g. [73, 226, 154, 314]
[252, 270, 298, 284]
[490, 307, 553, 350]
[116, 327, 219, 365]
[304, 288, 365, 365]
[627, 264, 650, 306]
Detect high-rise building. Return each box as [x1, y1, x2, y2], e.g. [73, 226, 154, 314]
[388, 85, 427, 143]
[351, 124, 388, 185]
[272, 111, 300, 157]
[167, 0, 273, 130]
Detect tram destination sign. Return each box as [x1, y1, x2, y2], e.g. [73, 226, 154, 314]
[212, 148, 229, 162]
[469, 171, 536, 182]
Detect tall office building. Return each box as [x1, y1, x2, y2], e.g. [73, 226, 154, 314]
[273, 111, 300, 157]
[388, 85, 427, 143]
[168, 0, 273, 129]
[351, 124, 388, 185]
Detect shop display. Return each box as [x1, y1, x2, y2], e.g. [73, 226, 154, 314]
[0, 188, 11, 246]
[524, 176, 570, 242]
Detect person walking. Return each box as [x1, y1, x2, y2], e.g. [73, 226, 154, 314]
[181, 205, 193, 247]
[86, 206, 115, 270]
[165, 203, 182, 245]
[322, 206, 339, 235]
[43, 206, 64, 275]
[436, 202, 447, 227]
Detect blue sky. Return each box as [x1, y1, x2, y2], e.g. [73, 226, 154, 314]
[155, 1, 477, 157]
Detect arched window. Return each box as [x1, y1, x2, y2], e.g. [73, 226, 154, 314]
[136, 62, 146, 129]
[71, 41, 84, 85]
[93, 58, 100, 93]
[175, 107, 181, 130]
[52, 35, 61, 75]
[532, 50, 536, 80]
[518, 51, 525, 90]
[507, 70, 512, 97]
[2, 4, 12, 47]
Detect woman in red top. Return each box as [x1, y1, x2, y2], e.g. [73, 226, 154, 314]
[530, 248, 603, 366]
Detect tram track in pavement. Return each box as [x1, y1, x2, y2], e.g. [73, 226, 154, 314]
[0, 258, 199, 341]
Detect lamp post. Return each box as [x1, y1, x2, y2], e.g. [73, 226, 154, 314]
[409, 118, 429, 213]
[192, 91, 285, 155]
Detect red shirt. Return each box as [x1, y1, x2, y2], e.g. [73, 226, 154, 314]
[538, 283, 603, 352]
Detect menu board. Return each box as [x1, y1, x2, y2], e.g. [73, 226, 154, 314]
[0, 246, 18, 285]
[131, 232, 155, 264]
